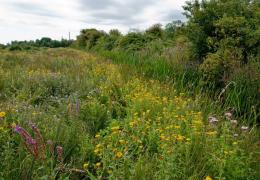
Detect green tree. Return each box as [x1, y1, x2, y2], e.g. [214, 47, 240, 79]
[145, 23, 164, 39]
[164, 20, 183, 38]
[183, 0, 259, 61]
[76, 29, 106, 49]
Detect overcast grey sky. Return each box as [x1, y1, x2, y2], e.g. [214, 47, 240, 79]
[0, 0, 187, 44]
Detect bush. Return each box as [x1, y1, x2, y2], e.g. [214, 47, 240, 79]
[118, 32, 148, 51]
[0, 44, 5, 49]
[145, 24, 163, 40]
[76, 29, 106, 49]
[199, 53, 225, 89]
[8, 44, 22, 51]
[163, 36, 193, 67]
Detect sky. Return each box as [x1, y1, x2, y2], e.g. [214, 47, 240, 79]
[0, 0, 187, 44]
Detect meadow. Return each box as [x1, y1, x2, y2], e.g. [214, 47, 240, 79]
[0, 48, 259, 179]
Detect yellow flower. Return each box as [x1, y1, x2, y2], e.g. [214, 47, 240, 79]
[167, 150, 172, 154]
[205, 176, 212, 180]
[94, 149, 100, 154]
[115, 151, 123, 158]
[174, 125, 181, 129]
[176, 135, 185, 141]
[160, 135, 166, 141]
[107, 170, 113, 174]
[232, 142, 238, 145]
[0, 111, 6, 118]
[11, 122, 16, 128]
[95, 162, 101, 169]
[129, 121, 137, 127]
[119, 139, 126, 144]
[95, 134, 101, 138]
[224, 151, 229, 155]
[206, 131, 217, 136]
[95, 144, 102, 148]
[162, 97, 167, 102]
[0, 127, 4, 131]
[83, 162, 89, 170]
[111, 126, 120, 132]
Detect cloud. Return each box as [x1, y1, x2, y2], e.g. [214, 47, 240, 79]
[160, 9, 186, 22]
[78, 0, 158, 26]
[0, 0, 187, 44]
[79, 0, 116, 9]
[8, 2, 60, 18]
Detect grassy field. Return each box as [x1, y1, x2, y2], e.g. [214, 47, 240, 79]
[0, 48, 259, 179]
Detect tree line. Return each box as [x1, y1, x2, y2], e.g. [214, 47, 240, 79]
[0, 37, 73, 51]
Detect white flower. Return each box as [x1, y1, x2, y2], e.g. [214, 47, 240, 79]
[233, 133, 238, 138]
[230, 120, 238, 127]
[225, 112, 232, 119]
[241, 126, 249, 131]
[208, 116, 218, 125]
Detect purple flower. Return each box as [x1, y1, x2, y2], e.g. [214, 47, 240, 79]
[14, 125, 23, 133]
[76, 98, 80, 114]
[29, 122, 37, 130]
[26, 137, 37, 145]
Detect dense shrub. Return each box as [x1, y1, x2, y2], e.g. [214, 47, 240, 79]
[145, 24, 164, 40]
[76, 29, 106, 49]
[118, 32, 148, 51]
[0, 44, 5, 49]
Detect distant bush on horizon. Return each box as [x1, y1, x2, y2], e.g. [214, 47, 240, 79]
[5, 37, 73, 51]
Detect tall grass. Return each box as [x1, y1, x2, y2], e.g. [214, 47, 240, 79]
[95, 49, 259, 124]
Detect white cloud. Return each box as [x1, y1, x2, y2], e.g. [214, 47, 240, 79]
[0, 0, 187, 44]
